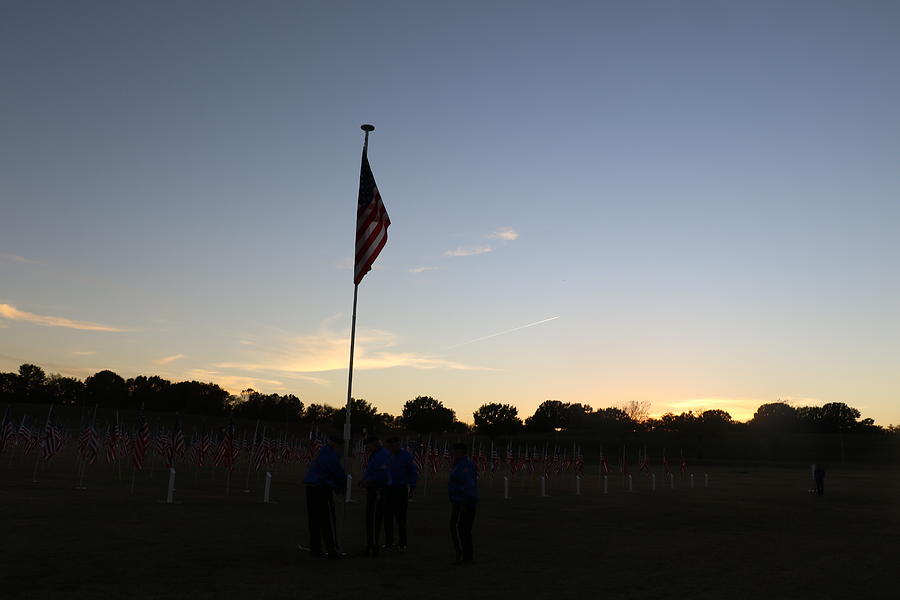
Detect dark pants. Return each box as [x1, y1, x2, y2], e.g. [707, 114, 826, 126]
[450, 502, 477, 562]
[306, 485, 337, 555]
[366, 487, 386, 552]
[815, 478, 824, 496]
[384, 485, 409, 546]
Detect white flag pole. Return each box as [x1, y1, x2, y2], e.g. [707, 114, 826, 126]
[340, 123, 377, 546]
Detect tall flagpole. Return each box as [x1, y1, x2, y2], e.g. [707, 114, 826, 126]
[338, 124, 375, 551]
[343, 124, 373, 462]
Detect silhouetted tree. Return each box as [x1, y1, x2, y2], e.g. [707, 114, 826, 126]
[170, 381, 230, 415]
[585, 407, 637, 442]
[0, 371, 16, 400]
[750, 402, 798, 432]
[623, 400, 651, 423]
[700, 409, 734, 433]
[305, 403, 337, 424]
[46, 374, 85, 406]
[819, 402, 861, 433]
[526, 400, 593, 432]
[17, 364, 48, 402]
[473, 403, 522, 437]
[231, 390, 303, 421]
[526, 400, 567, 432]
[332, 398, 381, 433]
[127, 375, 173, 410]
[84, 370, 127, 408]
[401, 396, 456, 434]
[378, 412, 399, 430]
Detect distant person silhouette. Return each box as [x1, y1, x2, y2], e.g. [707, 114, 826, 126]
[383, 436, 418, 549]
[448, 442, 478, 565]
[302, 435, 346, 559]
[360, 436, 392, 556]
[814, 465, 825, 496]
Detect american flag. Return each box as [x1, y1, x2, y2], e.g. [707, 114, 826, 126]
[167, 418, 186, 467]
[133, 416, 151, 471]
[253, 436, 272, 471]
[214, 421, 235, 472]
[105, 422, 121, 463]
[41, 420, 63, 460]
[574, 448, 585, 477]
[198, 430, 210, 466]
[353, 141, 390, 285]
[0, 407, 14, 453]
[18, 416, 35, 454]
[78, 424, 99, 465]
[638, 447, 650, 472]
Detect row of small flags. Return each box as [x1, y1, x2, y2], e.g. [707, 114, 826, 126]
[2, 408, 688, 477]
[0, 409, 330, 473]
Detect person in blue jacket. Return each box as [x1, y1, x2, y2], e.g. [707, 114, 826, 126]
[448, 442, 478, 564]
[302, 435, 346, 559]
[383, 436, 419, 549]
[360, 436, 392, 556]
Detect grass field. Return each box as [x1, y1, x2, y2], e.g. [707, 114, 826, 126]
[2, 450, 898, 600]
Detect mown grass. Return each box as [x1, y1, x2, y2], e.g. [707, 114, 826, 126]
[2, 450, 897, 600]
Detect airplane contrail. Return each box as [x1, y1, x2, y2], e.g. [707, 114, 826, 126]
[447, 316, 561, 349]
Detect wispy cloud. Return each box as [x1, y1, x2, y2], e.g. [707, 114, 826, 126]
[0, 253, 38, 264]
[0, 303, 128, 332]
[181, 368, 290, 393]
[448, 316, 561, 349]
[409, 266, 439, 274]
[444, 227, 519, 258]
[487, 227, 519, 241]
[444, 245, 493, 257]
[216, 321, 491, 380]
[155, 353, 186, 365]
[71, 350, 96, 356]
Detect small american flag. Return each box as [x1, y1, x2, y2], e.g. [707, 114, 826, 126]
[199, 431, 210, 466]
[354, 143, 390, 285]
[168, 418, 186, 467]
[638, 447, 650, 472]
[132, 416, 151, 471]
[105, 422, 120, 463]
[41, 420, 63, 460]
[254, 436, 272, 471]
[0, 407, 14, 453]
[78, 425, 99, 465]
[214, 421, 236, 472]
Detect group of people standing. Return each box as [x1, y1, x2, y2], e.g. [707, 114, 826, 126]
[303, 435, 478, 565]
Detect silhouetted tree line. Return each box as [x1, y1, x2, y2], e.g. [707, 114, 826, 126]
[1, 364, 895, 441]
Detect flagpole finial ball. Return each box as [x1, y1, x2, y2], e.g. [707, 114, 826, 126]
[361, 124, 375, 132]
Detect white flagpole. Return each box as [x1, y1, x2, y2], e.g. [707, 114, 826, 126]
[341, 123, 376, 546]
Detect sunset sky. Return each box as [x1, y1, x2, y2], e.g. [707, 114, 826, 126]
[2, 1, 898, 425]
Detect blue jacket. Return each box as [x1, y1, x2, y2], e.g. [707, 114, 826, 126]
[389, 449, 419, 487]
[363, 447, 393, 487]
[303, 445, 346, 493]
[448, 457, 478, 505]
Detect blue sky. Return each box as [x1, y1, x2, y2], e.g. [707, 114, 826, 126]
[2, 1, 899, 424]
